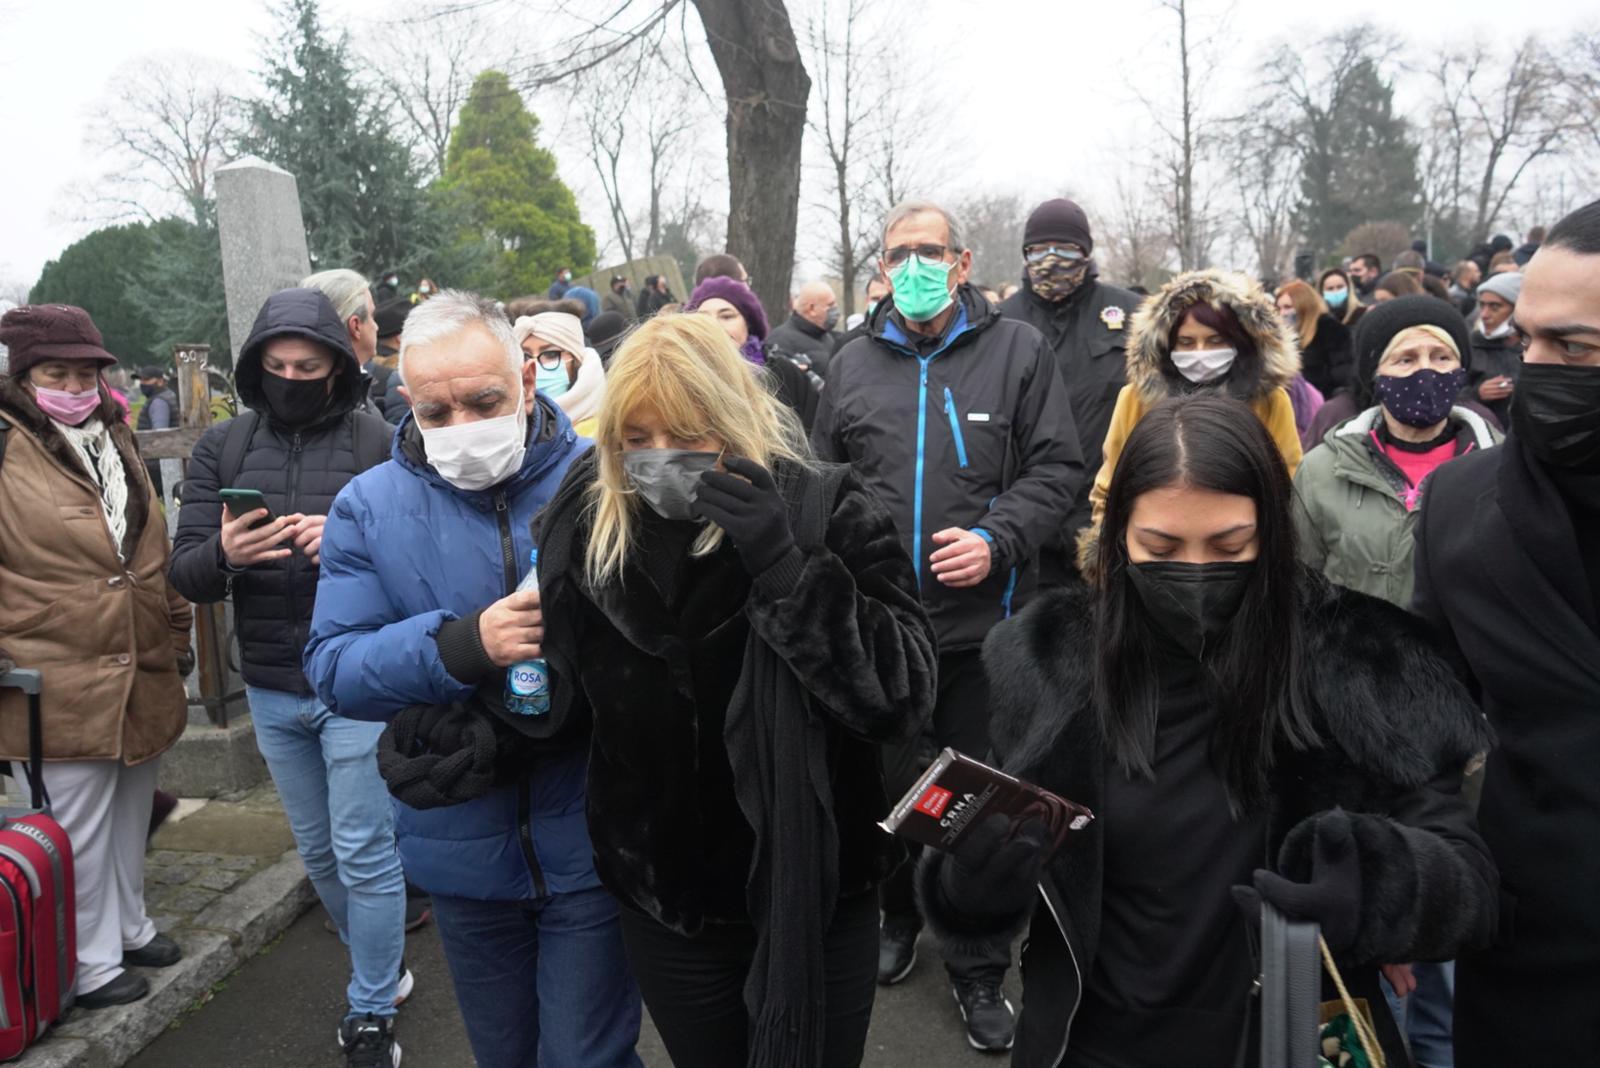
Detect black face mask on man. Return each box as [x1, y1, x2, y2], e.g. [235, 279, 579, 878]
[1511, 362, 1600, 473]
[1126, 560, 1257, 659]
[261, 371, 334, 428]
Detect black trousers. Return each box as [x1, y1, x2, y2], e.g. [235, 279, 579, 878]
[618, 891, 879, 1067]
[878, 648, 1011, 981]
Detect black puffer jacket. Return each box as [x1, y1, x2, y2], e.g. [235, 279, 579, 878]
[999, 272, 1139, 582]
[1299, 312, 1353, 398]
[168, 288, 392, 693]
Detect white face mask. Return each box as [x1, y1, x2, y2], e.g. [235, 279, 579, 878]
[1170, 346, 1238, 384]
[1478, 317, 1513, 340]
[418, 380, 528, 491]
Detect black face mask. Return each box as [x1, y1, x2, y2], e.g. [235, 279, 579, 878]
[260, 371, 334, 427]
[1512, 362, 1600, 472]
[139, 382, 161, 399]
[1127, 560, 1257, 659]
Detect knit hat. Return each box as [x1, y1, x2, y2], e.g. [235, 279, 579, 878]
[0, 304, 117, 377]
[686, 275, 770, 342]
[1476, 272, 1523, 306]
[1023, 198, 1093, 255]
[1353, 295, 1473, 403]
[374, 296, 412, 338]
[514, 312, 585, 357]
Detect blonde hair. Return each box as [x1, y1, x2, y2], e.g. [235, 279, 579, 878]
[584, 313, 811, 586]
[1276, 279, 1326, 351]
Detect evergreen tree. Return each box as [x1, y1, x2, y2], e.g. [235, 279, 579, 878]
[133, 214, 233, 368]
[1286, 33, 1421, 257]
[30, 223, 163, 366]
[239, 0, 459, 278]
[441, 71, 595, 297]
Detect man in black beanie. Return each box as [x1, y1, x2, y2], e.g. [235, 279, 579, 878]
[999, 198, 1139, 584]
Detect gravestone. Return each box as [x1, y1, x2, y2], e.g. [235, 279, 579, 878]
[215, 157, 312, 365]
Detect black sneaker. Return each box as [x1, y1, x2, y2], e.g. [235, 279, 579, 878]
[877, 919, 920, 985]
[77, 970, 150, 1010]
[404, 895, 432, 933]
[123, 932, 183, 968]
[338, 1013, 402, 1067]
[952, 977, 1016, 1052]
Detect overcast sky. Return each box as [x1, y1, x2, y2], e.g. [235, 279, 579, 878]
[1, 0, 1594, 295]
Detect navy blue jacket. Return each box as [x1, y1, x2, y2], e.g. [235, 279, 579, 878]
[303, 397, 596, 901]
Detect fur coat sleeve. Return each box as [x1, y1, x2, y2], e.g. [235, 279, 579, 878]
[745, 468, 937, 745]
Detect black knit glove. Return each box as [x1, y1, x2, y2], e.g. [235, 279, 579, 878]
[940, 813, 1052, 924]
[693, 455, 795, 576]
[1250, 809, 1364, 953]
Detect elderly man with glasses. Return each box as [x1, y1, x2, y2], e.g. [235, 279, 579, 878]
[811, 198, 1082, 1053]
[998, 198, 1141, 585]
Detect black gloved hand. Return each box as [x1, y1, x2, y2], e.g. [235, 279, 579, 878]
[940, 813, 1052, 924]
[1250, 809, 1363, 953]
[693, 455, 795, 576]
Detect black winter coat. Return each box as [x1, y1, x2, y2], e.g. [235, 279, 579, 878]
[168, 288, 393, 694]
[542, 454, 937, 935]
[1464, 333, 1523, 428]
[813, 286, 1084, 650]
[1299, 313, 1353, 398]
[999, 276, 1139, 582]
[1413, 441, 1600, 1067]
[921, 575, 1497, 1068]
[765, 312, 840, 379]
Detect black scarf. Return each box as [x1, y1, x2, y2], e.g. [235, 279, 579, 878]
[1499, 434, 1599, 631]
[377, 699, 534, 809]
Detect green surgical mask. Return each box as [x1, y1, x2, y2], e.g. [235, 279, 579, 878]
[890, 254, 956, 322]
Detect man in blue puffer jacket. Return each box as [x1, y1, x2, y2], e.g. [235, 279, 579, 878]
[304, 290, 641, 1068]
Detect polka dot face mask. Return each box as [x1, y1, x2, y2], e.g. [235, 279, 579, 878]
[1373, 367, 1467, 428]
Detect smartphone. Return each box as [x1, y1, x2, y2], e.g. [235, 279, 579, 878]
[220, 488, 275, 529]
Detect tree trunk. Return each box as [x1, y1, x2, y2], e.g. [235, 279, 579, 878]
[692, 0, 810, 323]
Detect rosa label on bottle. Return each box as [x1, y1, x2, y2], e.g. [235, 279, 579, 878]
[508, 664, 547, 699]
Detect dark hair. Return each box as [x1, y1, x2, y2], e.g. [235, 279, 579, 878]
[1545, 200, 1600, 255]
[1375, 271, 1423, 298]
[695, 253, 747, 286]
[1527, 225, 1547, 244]
[1420, 274, 1452, 303]
[1092, 394, 1315, 812]
[1356, 253, 1382, 273]
[1161, 300, 1263, 401]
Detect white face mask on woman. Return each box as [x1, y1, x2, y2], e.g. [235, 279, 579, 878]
[419, 381, 528, 491]
[1170, 346, 1238, 384]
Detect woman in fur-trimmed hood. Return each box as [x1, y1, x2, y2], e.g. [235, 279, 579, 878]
[921, 395, 1496, 1068]
[1079, 270, 1303, 574]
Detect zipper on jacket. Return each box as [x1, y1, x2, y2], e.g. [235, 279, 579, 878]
[285, 431, 305, 638]
[494, 493, 517, 596]
[943, 387, 969, 469]
[1000, 567, 1018, 619]
[515, 774, 549, 897]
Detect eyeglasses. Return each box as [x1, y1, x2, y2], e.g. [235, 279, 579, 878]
[883, 244, 953, 267]
[525, 348, 565, 370]
[1023, 245, 1086, 264]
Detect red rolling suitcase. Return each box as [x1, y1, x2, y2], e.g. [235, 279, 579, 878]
[0, 668, 76, 1060]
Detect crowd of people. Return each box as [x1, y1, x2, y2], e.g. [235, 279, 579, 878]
[0, 191, 1596, 1068]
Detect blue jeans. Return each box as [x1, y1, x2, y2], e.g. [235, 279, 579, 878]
[248, 686, 406, 1018]
[431, 887, 642, 1068]
[1382, 960, 1456, 1068]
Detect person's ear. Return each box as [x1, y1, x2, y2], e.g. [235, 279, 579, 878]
[398, 385, 411, 407]
[521, 358, 538, 410]
[954, 249, 974, 287]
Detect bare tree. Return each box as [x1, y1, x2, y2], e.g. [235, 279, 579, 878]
[954, 192, 1029, 288]
[1223, 109, 1301, 282]
[84, 53, 238, 226]
[1422, 37, 1571, 244]
[374, 6, 519, 179]
[1102, 177, 1172, 288]
[1135, 0, 1222, 270]
[803, 0, 884, 313]
[1568, 29, 1600, 176]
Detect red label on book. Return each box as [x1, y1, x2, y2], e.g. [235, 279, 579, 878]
[915, 785, 953, 819]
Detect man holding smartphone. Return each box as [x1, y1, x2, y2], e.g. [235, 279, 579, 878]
[167, 288, 405, 1067]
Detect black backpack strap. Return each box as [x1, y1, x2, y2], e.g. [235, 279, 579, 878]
[217, 410, 261, 490]
[350, 412, 391, 473]
[0, 413, 10, 473]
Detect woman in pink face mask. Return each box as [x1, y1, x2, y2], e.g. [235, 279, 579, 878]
[0, 304, 194, 1011]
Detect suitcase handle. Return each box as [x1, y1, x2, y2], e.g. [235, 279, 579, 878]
[1, 670, 47, 812]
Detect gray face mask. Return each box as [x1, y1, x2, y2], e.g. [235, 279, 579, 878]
[621, 449, 721, 520]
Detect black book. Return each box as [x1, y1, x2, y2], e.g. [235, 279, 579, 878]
[879, 748, 1094, 856]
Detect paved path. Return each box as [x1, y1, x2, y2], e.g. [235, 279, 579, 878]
[129, 904, 1024, 1066]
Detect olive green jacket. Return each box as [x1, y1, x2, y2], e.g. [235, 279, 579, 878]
[1293, 405, 1500, 607]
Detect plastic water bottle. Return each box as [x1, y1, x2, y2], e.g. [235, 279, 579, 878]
[503, 548, 550, 716]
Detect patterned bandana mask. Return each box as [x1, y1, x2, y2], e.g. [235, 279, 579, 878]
[1026, 254, 1092, 302]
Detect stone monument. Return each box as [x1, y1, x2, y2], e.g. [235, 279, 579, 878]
[215, 157, 312, 365]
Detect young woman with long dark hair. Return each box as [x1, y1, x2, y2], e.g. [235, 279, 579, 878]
[919, 394, 1497, 1067]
